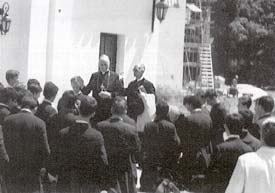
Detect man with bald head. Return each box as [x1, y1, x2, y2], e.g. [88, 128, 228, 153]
[82, 54, 123, 122]
[126, 64, 155, 122]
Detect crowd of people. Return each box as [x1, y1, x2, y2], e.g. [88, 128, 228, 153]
[0, 54, 275, 193]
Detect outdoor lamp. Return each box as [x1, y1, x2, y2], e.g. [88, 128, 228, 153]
[155, 0, 169, 23]
[0, 2, 11, 35]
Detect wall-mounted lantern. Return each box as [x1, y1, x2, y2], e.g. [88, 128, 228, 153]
[0, 2, 11, 35]
[155, 0, 169, 23]
[151, 0, 169, 33]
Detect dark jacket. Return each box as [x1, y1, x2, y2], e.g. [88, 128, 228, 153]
[2, 110, 50, 191]
[176, 110, 212, 162]
[126, 78, 155, 121]
[96, 116, 140, 193]
[207, 137, 252, 193]
[141, 119, 180, 192]
[82, 71, 123, 122]
[0, 125, 8, 171]
[35, 100, 57, 125]
[210, 102, 227, 144]
[241, 130, 261, 151]
[58, 120, 108, 191]
[0, 103, 10, 125]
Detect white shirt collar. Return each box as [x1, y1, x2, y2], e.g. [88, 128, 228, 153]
[43, 99, 52, 105]
[192, 108, 202, 113]
[223, 131, 240, 141]
[75, 120, 89, 124]
[227, 134, 240, 140]
[75, 91, 82, 95]
[21, 108, 32, 114]
[136, 76, 144, 82]
[0, 103, 9, 109]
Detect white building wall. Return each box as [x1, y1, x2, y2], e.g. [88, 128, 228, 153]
[27, 0, 49, 87]
[157, 6, 186, 89]
[0, 0, 186, 98]
[45, 0, 156, 99]
[0, 0, 32, 86]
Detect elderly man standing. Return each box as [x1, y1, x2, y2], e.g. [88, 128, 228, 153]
[82, 54, 123, 122]
[126, 64, 155, 127]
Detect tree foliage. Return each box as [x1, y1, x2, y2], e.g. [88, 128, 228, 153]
[212, 0, 275, 86]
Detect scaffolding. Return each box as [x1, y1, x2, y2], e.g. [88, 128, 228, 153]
[183, 0, 214, 89]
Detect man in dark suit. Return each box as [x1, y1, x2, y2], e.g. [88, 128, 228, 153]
[2, 95, 50, 193]
[206, 113, 252, 193]
[36, 81, 59, 125]
[35, 82, 59, 191]
[239, 109, 261, 151]
[27, 79, 43, 102]
[58, 95, 108, 193]
[140, 100, 180, 192]
[254, 96, 275, 138]
[82, 54, 123, 122]
[205, 89, 228, 145]
[126, 64, 156, 122]
[0, 87, 17, 125]
[176, 95, 212, 187]
[96, 97, 140, 193]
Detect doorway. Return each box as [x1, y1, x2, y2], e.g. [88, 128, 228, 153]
[99, 33, 118, 72]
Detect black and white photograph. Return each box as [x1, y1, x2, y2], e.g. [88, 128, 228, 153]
[0, 0, 275, 192]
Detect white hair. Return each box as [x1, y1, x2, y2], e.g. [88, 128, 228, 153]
[133, 64, 145, 72]
[99, 54, 110, 65]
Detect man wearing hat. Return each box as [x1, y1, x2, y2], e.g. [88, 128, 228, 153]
[82, 54, 123, 122]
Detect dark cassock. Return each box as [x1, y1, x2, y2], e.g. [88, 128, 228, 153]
[58, 120, 108, 193]
[96, 116, 140, 193]
[0, 103, 10, 126]
[36, 99, 64, 192]
[82, 71, 123, 122]
[140, 119, 180, 192]
[176, 109, 212, 185]
[126, 78, 156, 121]
[47, 109, 77, 191]
[35, 99, 59, 151]
[35, 99, 57, 125]
[2, 109, 50, 193]
[210, 102, 228, 145]
[0, 125, 8, 193]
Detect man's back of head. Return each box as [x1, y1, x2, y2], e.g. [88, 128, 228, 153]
[27, 79, 41, 89]
[111, 96, 127, 116]
[79, 96, 97, 117]
[155, 99, 169, 120]
[262, 121, 275, 147]
[225, 113, 243, 135]
[256, 96, 274, 114]
[43, 81, 59, 101]
[239, 109, 253, 131]
[21, 95, 38, 111]
[0, 87, 17, 104]
[204, 89, 218, 106]
[238, 96, 252, 111]
[6, 69, 19, 87]
[183, 95, 202, 111]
